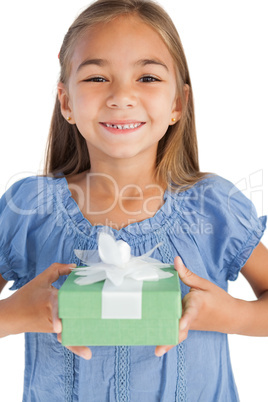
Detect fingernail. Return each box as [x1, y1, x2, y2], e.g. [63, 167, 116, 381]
[155, 348, 165, 357]
[82, 349, 92, 360]
[54, 321, 62, 334]
[53, 316, 62, 334]
[180, 320, 188, 331]
[69, 264, 77, 268]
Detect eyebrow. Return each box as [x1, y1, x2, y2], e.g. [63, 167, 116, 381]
[76, 58, 107, 73]
[76, 58, 169, 73]
[135, 59, 169, 71]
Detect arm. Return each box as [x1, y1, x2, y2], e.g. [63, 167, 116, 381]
[155, 242, 268, 356]
[233, 242, 268, 336]
[0, 264, 92, 359]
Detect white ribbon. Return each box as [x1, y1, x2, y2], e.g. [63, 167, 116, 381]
[73, 230, 173, 319]
[101, 278, 143, 319]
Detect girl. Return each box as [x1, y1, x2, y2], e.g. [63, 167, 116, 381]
[1, 0, 268, 400]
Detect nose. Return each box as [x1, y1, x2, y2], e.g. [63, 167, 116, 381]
[106, 82, 137, 109]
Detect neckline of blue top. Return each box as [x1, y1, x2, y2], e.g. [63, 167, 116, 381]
[56, 176, 186, 238]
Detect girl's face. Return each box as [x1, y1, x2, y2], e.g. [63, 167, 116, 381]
[58, 15, 181, 164]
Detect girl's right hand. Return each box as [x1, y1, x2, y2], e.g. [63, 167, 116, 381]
[0, 263, 92, 360]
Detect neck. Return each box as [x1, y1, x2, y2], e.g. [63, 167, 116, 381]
[66, 148, 166, 229]
[88, 150, 165, 197]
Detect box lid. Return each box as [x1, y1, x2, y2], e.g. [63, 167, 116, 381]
[58, 267, 181, 320]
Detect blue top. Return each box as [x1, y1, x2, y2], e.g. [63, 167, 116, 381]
[0, 175, 266, 402]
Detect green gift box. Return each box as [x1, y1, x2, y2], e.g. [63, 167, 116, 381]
[58, 267, 181, 346]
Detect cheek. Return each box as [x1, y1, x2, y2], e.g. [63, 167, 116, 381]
[149, 87, 176, 112]
[72, 92, 96, 119]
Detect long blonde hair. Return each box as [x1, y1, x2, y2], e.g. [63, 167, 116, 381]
[44, 0, 207, 189]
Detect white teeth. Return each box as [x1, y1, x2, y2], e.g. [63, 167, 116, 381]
[104, 123, 142, 130]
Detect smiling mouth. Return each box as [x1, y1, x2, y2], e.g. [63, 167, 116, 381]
[100, 122, 145, 130]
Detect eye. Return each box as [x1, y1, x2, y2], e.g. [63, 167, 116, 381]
[84, 76, 108, 82]
[139, 75, 161, 83]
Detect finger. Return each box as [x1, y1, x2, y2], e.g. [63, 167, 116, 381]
[178, 315, 190, 343]
[155, 315, 192, 355]
[178, 327, 189, 344]
[38, 263, 76, 286]
[57, 334, 92, 360]
[174, 256, 209, 290]
[50, 288, 62, 333]
[66, 345, 92, 360]
[155, 344, 175, 357]
[179, 297, 200, 330]
[53, 317, 62, 334]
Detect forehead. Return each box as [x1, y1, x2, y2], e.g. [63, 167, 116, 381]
[71, 15, 175, 73]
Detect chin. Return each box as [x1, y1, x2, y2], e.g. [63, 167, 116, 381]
[105, 148, 140, 159]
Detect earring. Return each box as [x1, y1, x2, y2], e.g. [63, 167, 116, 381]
[67, 116, 72, 121]
[171, 118, 176, 122]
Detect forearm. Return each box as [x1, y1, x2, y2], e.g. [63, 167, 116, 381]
[0, 296, 20, 338]
[231, 290, 268, 336]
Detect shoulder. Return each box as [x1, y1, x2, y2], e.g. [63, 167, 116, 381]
[0, 175, 67, 215]
[1, 175, 64, 197]
[182, 174, 239, 199]
[168, 173, 266, 238]
[175, 174, 251, 215]
[0, 176, 69, 289]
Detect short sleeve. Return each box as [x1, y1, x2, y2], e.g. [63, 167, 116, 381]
[0, 176, 55, 290]
[180, 175, 267, 282]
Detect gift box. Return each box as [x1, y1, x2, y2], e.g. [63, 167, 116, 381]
[58, 267, 181, 346]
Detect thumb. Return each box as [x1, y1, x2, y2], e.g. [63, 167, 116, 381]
[37, 263, 76, 287]
[174, 256, 208, 290]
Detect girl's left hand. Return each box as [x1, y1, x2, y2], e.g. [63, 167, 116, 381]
[155, 256, 237, 357]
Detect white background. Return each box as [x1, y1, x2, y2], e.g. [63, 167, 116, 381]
[0, 1, 268, 401]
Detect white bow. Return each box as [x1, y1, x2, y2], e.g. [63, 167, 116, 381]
[73, 231, 173, 287]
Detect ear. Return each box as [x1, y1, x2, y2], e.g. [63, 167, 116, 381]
[170, 84, 190, 125]
[57, 82, 75, 124]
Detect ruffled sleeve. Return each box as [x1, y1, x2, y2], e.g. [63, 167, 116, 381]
[179, 175, 266, 282]
[0, 176, 55, 290]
